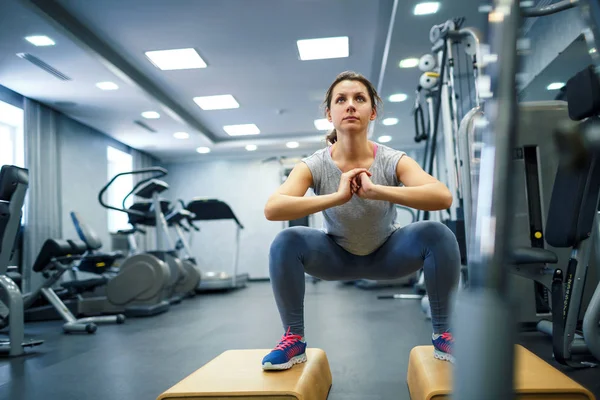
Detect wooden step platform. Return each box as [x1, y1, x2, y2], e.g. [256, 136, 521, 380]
[157, 348, 332, 400]
[407, 345, 595, 400]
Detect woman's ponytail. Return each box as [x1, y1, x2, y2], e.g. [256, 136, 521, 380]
[326, 128, 337, 144]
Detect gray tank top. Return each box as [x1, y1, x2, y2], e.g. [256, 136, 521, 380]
[302, 143, 406, 255]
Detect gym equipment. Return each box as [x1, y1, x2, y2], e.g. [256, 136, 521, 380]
[156, 349, 332, 400]
[71, 211, 124, 275]
[457, 101, 597, 330]
[456, 51, 600, 367]
[4, 238, 125, 334]
[94, 167, 174, 317]
[407, 345, 594, 400]
[59, 210, 169, 317]
[555, 65, 600, 166]
[399, 18, 485, 308]
[184, 198, 249, 291]
[0, 165, 43, 355]
[416, 17, 483, 229]
[507, 130, 600, 366]
[521, 0, 580, 17]
[449, 1, 597, 398]
[514, 49, 600, 367]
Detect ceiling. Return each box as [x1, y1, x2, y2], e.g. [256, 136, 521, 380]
[0, 0, 490, 163]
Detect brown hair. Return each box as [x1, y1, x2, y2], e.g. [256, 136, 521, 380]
[322, 71, 383, 144]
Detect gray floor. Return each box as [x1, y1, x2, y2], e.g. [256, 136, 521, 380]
[0, 281, 598, 400]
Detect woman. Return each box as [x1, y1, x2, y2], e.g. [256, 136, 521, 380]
[262, 71, 460, 370]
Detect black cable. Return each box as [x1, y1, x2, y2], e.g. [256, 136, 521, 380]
[422, 126, 431, 166]
[426, 38, 449, 177]
[413, 87, 427, 143]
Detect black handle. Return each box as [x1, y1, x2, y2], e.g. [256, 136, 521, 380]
[521, 0, 578, 17]
[98, 167, 167, 216]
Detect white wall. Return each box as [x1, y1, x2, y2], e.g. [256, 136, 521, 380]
[163, 159, 284, 279]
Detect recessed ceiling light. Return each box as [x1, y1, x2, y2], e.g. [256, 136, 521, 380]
[196, 146, 211, 154]
[382, 118, 399, 126]
[399, 58, 420, 68]
[286, 141, 300, 149]
[245, 144, 258, 151]
[414, 2, 440, 15]
[25, 35, 55, 46]
[478, 5, 493, 13]
[96, 81, 119, 90]
[141, 111, 160, 119]
[173, 132, 189, 139]
[297, 36, 349, 61]
[145, 48, 207, 70]
[378, 135, 392, 143]
[547, 82, 565, 90]
[314, 119, 334, 130]
[223, 124, 260, 136]
[193, 95, 239, 110]
[389, 93, 408, 102]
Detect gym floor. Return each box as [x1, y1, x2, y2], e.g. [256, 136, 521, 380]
[0, 281, 598, 400]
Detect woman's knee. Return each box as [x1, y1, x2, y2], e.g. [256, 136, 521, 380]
[412, 221, 457, 247]
[269, 226, 313, 263]
[271, 226, 311, 250]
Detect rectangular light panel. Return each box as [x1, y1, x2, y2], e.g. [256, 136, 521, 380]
[223, 124, 260, 136]
[297, 37, 349, 61]
[194, 95, 240, 110]
[25, 35, 55, 46]
[145, 48, 207, 70]
[414, 2, 440, 15]
[96, 81, 119, 90]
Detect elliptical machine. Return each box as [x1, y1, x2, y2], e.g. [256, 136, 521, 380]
[93, 167, 174, 316]
[100, 167, 200, 304]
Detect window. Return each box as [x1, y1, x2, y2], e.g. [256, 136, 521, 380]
[0, 100, 25, 168]
[106, 146, 133, 233]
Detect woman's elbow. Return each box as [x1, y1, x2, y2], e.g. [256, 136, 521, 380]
[441, 190, 453, 209]
[264, 203, 275, 221]
[264, 197, 282, 221]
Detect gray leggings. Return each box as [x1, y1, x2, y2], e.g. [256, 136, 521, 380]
[268, 221, 461, 336]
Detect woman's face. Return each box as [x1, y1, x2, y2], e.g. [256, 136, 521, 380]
[327, 80, 377, 134]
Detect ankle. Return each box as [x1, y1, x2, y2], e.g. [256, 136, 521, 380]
[286, 331, 305, 340]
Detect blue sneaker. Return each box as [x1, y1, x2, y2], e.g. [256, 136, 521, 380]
[262, 327, 307, 371]
[432, 332, 454, 363]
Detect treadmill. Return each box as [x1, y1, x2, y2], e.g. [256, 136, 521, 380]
[185, 198, 248, 291]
